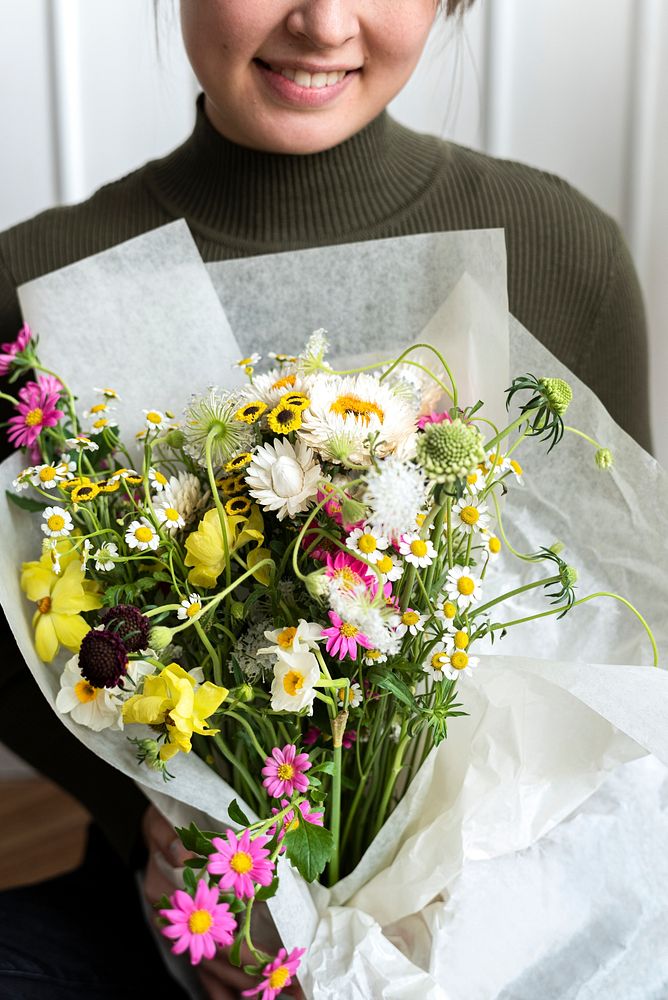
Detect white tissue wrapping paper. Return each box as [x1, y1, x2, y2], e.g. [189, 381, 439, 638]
[0, 222, 666, 998]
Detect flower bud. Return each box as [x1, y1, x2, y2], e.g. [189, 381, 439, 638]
[304, 568, 330, 601]
[595, 447, 613, 470]
[538, 377, 573, 416]
[148, 625, 175, 652]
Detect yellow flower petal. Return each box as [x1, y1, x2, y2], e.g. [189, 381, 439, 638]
[52, 612, 92, 653]
[20, 562, 53, 602]
[34, 614, 59, 663]
[122, 693, 169, 726]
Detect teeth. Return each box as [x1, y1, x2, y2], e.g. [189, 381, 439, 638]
[270, 65, 348, 88]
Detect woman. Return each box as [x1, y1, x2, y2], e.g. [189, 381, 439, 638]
[0, 1, 652, 997]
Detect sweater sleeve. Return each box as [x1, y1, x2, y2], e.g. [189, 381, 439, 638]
[0, 248, 150, 871]
[573, 222, 653, 455]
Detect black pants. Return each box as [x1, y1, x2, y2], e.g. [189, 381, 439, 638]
[0, 820, 190, 999]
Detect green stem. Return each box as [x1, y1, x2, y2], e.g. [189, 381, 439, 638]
[472, 574, 560, 618]
[373, 730, 410, 837]
[225, 710, 268, 761]
[193, 619, 222, 684]
[484, 406, 540, 452]
[328, 744, 342, 886]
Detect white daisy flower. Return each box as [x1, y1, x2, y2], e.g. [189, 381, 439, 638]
[177, 593, 203, 621]
[298, 372, 417, 466]
[93, 386, 120, 399]
[443, 649, 479, 680]
[245, 437, 321, 521]
[93, 541, 118, 572]
[508, 458, 524, 483]
[337, 682, 363, 709]
[270, 649, 320, 715]
[445, 565, 482, 610]
[125, 518, 160, 552]
[64, 434, 99, 452]
[257, 619, 323, 656]
[41, 506, 73, 538]
[363, 457, 428, 539]
[108, 468, 142, 485]
[346, 526, 389, 565]
[48, 538, 62, 575]
[153, 495, 186, 533]
[13, 467, 36, 491]
[83, 401, 115, 420]
[442, 622, 471, 650]
[148, 467, 170, 492]
[398, 534, 437, 568]
[395, 609, 425, 638]
[434, 595, 459, 624]
[363, 649, 388, 665]
[452, 495, 492, 536]
[55, 656, 124, 732]
[88, 415, 118, 435]
[268, 352, 297, 364]
[485, 451, 512, 477]
[143, 409, 169, 432]
[464, 467, 487, 494]
[30, 461, 75, 490]
[374, 551, 404, 582]
[81, 538, 93, 572]
[232, 352, 262, 370]
[482, 531, 503, 559]
[423, 645, 452, 682]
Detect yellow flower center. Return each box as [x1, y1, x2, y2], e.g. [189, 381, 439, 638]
[330, 394, 384, 425]
[454, 630, 469, 650]
[457, 576, 475, 596]
[186, 602, 201, 618]
[488, 536, 502, 554]
[146, 411, 162, 424]
[366, 650, 382, 660]
[164, 507, 180, 522]
[89, 403, 107, 414]
[153, 470, 167, 485]
[376, 555, 393, 574]
[358, 533, 377, 554]
[460, 505, 479, 526]
[283, 670, 305, 696]
[277, 763, 295, 781]
[466, 473, 478, 486]
[415, 512, 426, 527]
[188, 909, 214, 934]
[277, 627, 297, 649]
[410, 539, 428, 557]
[135, 526, 154, 542]
[74, 679, 98, 703]
[39, 467, 57, 482]
[451, 651, 469, 670]
[334, 566, 361, 589]
[47, 514, 66, 532]
[402, 611, 420, 626]
[510, 459, 523, 476]
[269, 967, 290, 990]
[431, 652, 448, 670]
[37, 596, 52, 614]
[25, 407, 44, 427]
[442, 601, 457, 619]
[92, 418, 109, 429]
[271, 374, 296, 391]
[230, 851, 253, 874]
[340, 623, 359, 638]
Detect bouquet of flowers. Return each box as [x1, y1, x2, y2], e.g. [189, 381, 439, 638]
[1, 224, 666, 998]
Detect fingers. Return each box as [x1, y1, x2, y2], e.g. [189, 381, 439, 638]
[195, 967, 239, 1000]
[141, 803, 196, 867]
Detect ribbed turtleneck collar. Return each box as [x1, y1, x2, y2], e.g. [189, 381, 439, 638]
[143, 91, 442, 251]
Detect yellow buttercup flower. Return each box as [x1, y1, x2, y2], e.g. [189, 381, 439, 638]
[122, 662, 229, 761]
[20, 552, 103, 662]
[184, 504, 271, 588]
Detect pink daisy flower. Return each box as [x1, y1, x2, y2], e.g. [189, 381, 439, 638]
[158, 878, 236, 966]
[7, 377, 64, 449]
[322, 610, 374, 661]
[269, 799, 324, 850]
[242, 947, 306, 1000]
[262, 744, 311, 799]
[0, 323, 32, 376]
[324, 551, 374, 592]
[37, 372, 63, 397]
[417, 410, 452, 430]
[207, 829, 274, 900]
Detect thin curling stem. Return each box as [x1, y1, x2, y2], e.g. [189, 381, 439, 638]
[378, 343, 458, 408]
[563, 425, 603, 449]
[490, 492, 544, 563]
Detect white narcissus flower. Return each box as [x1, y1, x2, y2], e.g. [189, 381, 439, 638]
[55, 656, 124, 731]
[270, 649, 320, 715]
[245, 438, 321, 521]
[257, 619, 323, 657]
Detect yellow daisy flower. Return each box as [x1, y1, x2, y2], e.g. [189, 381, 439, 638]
[234, 401, 267, 425]
[267, 402, 302, 435]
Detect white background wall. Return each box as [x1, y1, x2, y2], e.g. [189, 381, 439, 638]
[0, 1, 666, 777]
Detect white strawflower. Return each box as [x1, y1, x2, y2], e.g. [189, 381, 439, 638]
[245, 437, 321, 521]
[165, 470, 209, 527]
[363, 457, 428, 539]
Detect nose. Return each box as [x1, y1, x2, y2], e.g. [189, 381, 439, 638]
[286, 0, 360, 50]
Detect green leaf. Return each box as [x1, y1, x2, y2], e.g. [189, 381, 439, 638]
[5, 490, 48, 513]
[367, 669, 415, 709]
[182, 865, 197, 893]
[312, 760, 336, 775]
[255, 876, 279, 901]
[227, 799, 251, 827]
[283, 820, 334, 882]
[229, 930, 244, 968]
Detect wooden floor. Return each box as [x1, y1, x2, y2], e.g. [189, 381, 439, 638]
[0, 778, 90, 890]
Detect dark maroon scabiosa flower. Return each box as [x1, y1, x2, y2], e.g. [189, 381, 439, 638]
[99, 604, 150, 652]
[79, 629, 128, 688]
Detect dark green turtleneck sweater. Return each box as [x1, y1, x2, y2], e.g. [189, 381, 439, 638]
[0, 92, 652, 870]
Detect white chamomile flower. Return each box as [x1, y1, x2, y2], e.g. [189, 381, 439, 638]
[148, 467, 169, 492]
[268, 352, 297, 364]
[464, 467, 487, 494]
[482, 531, 502, 559]
[374, 551, 404, 582]
[434, 595, 459, 624]
[30, 461, 75, 490]
[81, 538, 93, 572]
[245, 437, 321, 521]
[452, 495, 491, 536]
[48, 538, 62, 575]
[83, 401, 115, 420]
[445, 565, 482, 610]
[41, 506, 73, 538]
[395, 609, 425, 638]
[398, 534, 437, 568]
[485, 451, 512, 476]
[508, 458, 524, 483]
[337, 682, 362, 709]
[364, 649, 387, 665]
[363, 457, 428, 540]
[258, 620, 323, 656]
[125, 517, 160, 552]
[143, 408, 169, 432]
[423, 645, 451, 682]
[442, 622, 470, 651]
[177, 593, 203, 621]
[233, 353, 262, 370]
[154, 495, 186, 533]
[346, 526, 389, 565]
[443, 649, 479, 680]
[93, 541, 118, 572]
[12, 467, 35, 491]
[55, 656, 124, 732]
[93, 386, 120, 400]
[64, 434, 99, 452]
[88, 415, 118, 434]
[270, 649, 320, 715]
